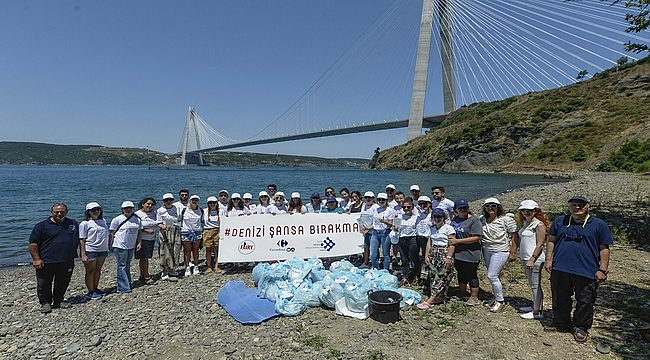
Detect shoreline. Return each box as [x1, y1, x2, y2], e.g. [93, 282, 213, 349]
[1, 171, 648, 359]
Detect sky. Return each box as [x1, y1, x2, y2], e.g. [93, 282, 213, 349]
[0, 1, 641, 159]
[0, 0, 403, 159]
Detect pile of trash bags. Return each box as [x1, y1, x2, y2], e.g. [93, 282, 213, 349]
[252, 257, 421, 317]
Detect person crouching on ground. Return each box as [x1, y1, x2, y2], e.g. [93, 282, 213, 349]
[543, 196, 612, 343]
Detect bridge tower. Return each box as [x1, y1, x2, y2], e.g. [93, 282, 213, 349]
[180, 107, 205, 165]
[407, 0, 455, 141]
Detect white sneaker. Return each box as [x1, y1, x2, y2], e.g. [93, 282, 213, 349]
[519, 306, 533, 313]
[161, 274, 170, 281]
[193, 266, 200, 275]
[185, 267, 192, 276]
[520, 311, 544, 320]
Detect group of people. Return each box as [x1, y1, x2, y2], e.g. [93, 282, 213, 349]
[28, 183, 611, 344]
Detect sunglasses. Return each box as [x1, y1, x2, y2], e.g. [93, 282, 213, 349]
[432, 191, 441, 195]
[191, 199, 199, 203]
[433, 215, 444, 219]
[521, 209, 534, 212]
[456, 206, 469, 210]
[484, 204, 498, 209]
[208, 201, 217, 205]
[378, 198, 387, 201]
[90, 208, 101, 212]
[180, 194, 189, 197]
[402, 206, 413, 210]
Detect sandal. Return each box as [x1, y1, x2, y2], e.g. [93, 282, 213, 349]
[417, 302, 433, 310]
[398, 279, 409, 287]
[145, 277, 157, 285]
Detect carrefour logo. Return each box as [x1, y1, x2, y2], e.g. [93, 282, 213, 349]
[277, 239, 289, 247]
[238, 241, 255, 255]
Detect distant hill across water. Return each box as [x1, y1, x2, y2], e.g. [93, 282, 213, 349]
[0, 142, 369, 168]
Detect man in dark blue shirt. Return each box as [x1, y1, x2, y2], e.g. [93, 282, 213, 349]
[29, 203, 79, 313]
[543, 196, 612, 343]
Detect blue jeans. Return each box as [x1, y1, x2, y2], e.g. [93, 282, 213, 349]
[370, 228, 391, 270]
[114, 248, 134, 292]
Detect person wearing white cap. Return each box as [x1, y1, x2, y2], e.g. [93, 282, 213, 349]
[135, 197, 159, 286]
[242, 193, 256, 214]
[514, 199, 550, 320]
[410, 185, 421, 203]
[288, 192, 307, 214]
[180, 195, 204, 276]
[269, 192, 288, 215]
[370, 192, 396, 270]
[480, 197, 518, 313]
[79, 202, 109, 300]
[203, 196, 221, 273]
[359, 191, 378, 268]
[218, 190, 229, 216]
[156, 193, 180, 280]
[109, 201, 143, 293]
[256, 191, 272, 214]
[172, 189, 190, 268]
[385, 184, 398, 207]
[226, 193, 249, 217]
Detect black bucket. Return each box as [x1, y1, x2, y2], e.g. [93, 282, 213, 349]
[368, 290, 402, 323]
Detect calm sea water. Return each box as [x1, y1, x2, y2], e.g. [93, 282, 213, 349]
[0, 165, 548, 268]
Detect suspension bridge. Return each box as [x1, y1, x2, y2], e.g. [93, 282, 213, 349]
[175, 0, 644, 165]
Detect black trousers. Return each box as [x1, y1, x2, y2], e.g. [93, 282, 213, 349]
[36, 261, 74, 307]
[550, 270, 598, 331]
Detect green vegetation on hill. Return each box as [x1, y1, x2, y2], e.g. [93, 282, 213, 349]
[0, 142, 368, 167]
[598, 138, 650, 172]
[0, 142, 169, 165]
[372, 56, 650, 172]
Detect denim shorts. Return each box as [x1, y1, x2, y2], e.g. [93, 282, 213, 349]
[86, 251, 108, 261]
[181, 230, 203, 243]
[134, 240, 155, 259]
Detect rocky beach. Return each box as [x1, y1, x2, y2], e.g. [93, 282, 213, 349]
[1, 172, 648, 360]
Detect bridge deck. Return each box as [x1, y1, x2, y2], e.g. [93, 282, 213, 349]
[179, 114, 446, 155]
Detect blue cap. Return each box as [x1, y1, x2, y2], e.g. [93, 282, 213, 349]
[432, 208, 446, 217]
[454, 199, 469, 208]
[311, 192, 321, 199]
[568, 196, 589, 203]
[326, 196, 337, 203]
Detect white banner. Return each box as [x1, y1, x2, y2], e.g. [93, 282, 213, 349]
[218, 213, 364, 262]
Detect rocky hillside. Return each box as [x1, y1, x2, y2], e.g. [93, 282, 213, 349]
[371, 57, 650, 172]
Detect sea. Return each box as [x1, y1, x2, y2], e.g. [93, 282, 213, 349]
[0, 165, 551, 268]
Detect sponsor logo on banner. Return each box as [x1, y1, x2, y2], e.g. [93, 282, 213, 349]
[238, 241, 255, 255]
[270, 238, 294, 252]
[305, 237, 336, 252]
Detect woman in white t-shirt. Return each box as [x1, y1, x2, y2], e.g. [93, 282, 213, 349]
[203, 196, 221, 273]
[514, 199, 549, 320]
[288, 192, 307, 214]
[227, 193, 249, 217]
[269, 192, 288, 215]
[135, 197, 158, 285]
[256, 191, 272, 214]
[109, 201, 143, 293]
[79, 202, 109, 300]
[480, 197, 518, 313]
[418, 208, 456, 309]
[180, 195, 204, 276]
[392, 198, 419, 286]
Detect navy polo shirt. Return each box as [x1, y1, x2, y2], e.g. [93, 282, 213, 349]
[29, 217, 79, 263]
[549, 215, 613, 279]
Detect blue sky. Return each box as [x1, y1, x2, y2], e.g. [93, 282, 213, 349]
[0, 1, 640, 159]
[0, 1, 404, 159]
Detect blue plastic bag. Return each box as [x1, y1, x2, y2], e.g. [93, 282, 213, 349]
[396, 288, 422, 308]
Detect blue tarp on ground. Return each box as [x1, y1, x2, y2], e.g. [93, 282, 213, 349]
[216, 280, 280, 324]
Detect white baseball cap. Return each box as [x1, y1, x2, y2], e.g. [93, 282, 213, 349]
[207, 196, 218, 202]
[231, 193, 241, 199]
[243, 193, 253, 199]
[519, 199, 539, 210]
[86, 202, 101, 210]
[417, 196, 431, 203]
[385, 184, 396, 190]
[162, 193, 174, 200]
[190, 195, 200, 201]
[377, 192, 388, 199]
[275, 191, 285, 198]
[364, 191, 375, 198]
[410, 185, 420, 191]
[291, 192, 300, 199]
[484, 197, 500, 205]
[259, 191, 269, 197]
[121, 201, 134, 208]
[219, 189, 229, 195]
